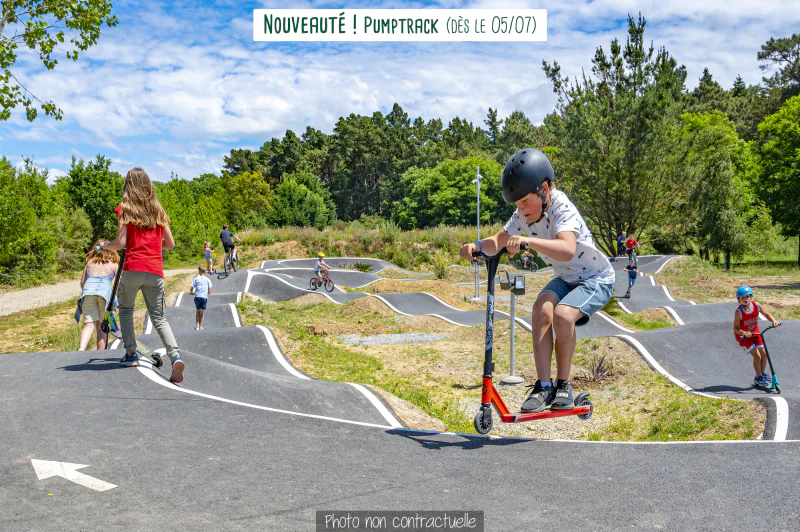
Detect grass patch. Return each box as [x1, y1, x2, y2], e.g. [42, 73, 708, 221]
[601, 299, 675, 331]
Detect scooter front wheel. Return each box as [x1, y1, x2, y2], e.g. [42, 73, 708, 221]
[151, 354, 163, 369]
[474, 407, 493, 434]
[575, 393, 593, 420]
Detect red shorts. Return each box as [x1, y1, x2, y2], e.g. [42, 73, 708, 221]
[738, 334, 764, 351]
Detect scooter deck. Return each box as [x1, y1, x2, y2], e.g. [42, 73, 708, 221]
[502, 405, 592, 423]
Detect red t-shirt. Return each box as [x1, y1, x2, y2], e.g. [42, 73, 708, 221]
[115, 204, 164, 278]
[626, 238, 638, 250]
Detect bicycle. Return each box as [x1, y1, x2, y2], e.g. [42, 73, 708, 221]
[309, 269, 335, 292]
[223, 245, 239, 275]
[511, 253, 538, 272]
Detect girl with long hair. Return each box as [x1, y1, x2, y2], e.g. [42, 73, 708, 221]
[100, 168, 184, 383]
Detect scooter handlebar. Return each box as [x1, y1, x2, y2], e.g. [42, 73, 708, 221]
[471, 242, 528, 261]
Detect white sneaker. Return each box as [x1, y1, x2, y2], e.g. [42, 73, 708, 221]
[194, 325, 200, 331]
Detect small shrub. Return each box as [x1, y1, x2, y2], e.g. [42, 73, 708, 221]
[352, 261, 372, 272]
[590, 353, 613, 382]
[432, 252, 450, 279]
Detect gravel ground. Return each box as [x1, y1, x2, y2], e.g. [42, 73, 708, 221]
[338, 332, 447, 346]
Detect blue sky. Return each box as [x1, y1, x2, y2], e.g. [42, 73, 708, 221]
[2, 0, 800, 182]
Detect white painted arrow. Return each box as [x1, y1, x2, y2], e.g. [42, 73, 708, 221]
[31, 459, 117, 492]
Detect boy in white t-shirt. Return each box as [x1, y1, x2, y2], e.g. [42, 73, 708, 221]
[190, 265, 213, 330]
[460, 148, 615, 412]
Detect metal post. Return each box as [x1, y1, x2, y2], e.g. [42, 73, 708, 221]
[470, 167, 483, 302]
[501, 277, 524, 385]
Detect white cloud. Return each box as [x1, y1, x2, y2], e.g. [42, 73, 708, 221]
[3, 0, 800, 181]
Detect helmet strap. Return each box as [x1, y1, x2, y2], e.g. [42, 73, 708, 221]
[533, 185, 549, 223]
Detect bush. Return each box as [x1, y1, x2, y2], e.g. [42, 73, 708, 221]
[352, 261, 372, 272]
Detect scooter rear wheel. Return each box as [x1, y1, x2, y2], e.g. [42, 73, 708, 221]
[474, 408, 493, 434]
[151, 354, 163, 369]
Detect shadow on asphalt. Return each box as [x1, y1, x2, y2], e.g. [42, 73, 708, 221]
[58, 357, 125, 371]
[697, 384, 768, 395]
[388, 429, 532, 450]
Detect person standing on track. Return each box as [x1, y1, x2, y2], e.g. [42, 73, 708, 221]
[733, 286, 780, 387]
[100, 168, 184, 383]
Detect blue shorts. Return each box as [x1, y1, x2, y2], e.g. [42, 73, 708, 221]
[541, 277, 614, 326]
[194, 297, 208, 310]
[628, 275, 637, 287]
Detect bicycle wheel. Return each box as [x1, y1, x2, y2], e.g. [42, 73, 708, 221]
[309, 278, 318, 290]
[529, 262, 538, 272]
[224, 254, 230, 275]
[233, 255, 238, 272]
[324, 279, 334, 292]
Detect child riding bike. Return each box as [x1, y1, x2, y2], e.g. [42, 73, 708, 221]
[315, 252, 330, 283]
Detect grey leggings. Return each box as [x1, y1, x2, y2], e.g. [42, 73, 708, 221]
[117, 271, 180, 360]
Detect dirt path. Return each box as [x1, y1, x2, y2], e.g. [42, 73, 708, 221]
[0, 269, 197, 316]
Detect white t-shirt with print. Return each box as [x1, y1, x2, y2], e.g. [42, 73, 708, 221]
[503, 189, 615, 285]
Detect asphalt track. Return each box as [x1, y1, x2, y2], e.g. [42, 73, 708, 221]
[4, 254, 800, 528]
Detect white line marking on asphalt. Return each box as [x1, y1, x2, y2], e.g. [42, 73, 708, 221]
[176, 292, 184, 306]
[773, 397, 789, 442]
[615, 335, 718, 399]
[256, 325, 309, 380]
[662, 285, 676, 302]
[229, 303, 241, 327]
[654, 257, 678, 275]
[422, 292, 462, 311]
[134, 364, 394, 430]
[650, 277, 656, 286]
[145, 315, 152, 335]
[493, 310, 532, 332]
[597, 311, 634, 333]
[348, 383, 402, 428]
[689, 301, 697, 305]
[236, 292, 242, 303]
[662, 306, 685, 326]
[617, 300, 633, 314]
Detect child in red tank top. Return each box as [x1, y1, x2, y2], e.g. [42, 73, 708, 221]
[733, 286, 780, 387]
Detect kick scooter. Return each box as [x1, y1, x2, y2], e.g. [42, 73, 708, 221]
[102, 249, 163, 368]
[472, 244, 592, 434]
[756, 324, 781, 394]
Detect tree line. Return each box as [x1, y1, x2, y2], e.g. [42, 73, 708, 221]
[2, 14, 799, 286]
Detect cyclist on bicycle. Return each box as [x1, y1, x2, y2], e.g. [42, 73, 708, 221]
[315, 252, 331, 283]
[219, 224, 242, 266]
[520, 250, 535, 270]
[625, 234, 639, 262]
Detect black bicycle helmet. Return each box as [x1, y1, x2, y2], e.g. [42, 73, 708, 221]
[501, 148, 554, 203]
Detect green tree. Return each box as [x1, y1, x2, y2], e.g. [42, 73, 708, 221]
[758, 33, 800, 101]
[61, 155, 124, 242]
[268, 177, 331, 230]
[542, 14, 688, 255]
[758, 94, 800, 265]
[225, 170, 273, 229]
[392, 157, 504, 229]
[484, 107, 502, 144]
[682, 111, 754, 269]
[748, 202, 782, 266]
[0, 0, 118, 121]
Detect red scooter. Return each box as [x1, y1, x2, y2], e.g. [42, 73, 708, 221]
[472, 244, 593, 434]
